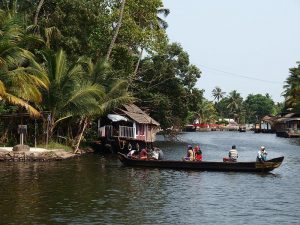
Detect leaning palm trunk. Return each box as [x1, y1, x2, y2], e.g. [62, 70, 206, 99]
[106, 0, 126, 61]
[34, 0, 45, 26]
[74, 117, 89, 154]
[133, 48, 143, 78]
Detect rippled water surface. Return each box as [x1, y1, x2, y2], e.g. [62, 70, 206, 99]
[0, 132, 300, 224]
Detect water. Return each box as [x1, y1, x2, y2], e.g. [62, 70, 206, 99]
[0, 132, 299, 224]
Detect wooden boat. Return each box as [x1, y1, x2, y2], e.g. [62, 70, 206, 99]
[118, 153, 284, 172]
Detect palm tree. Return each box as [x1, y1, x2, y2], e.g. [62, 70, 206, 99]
[227, 90, 243, 123]
[156, 7, 170, 29]
[73, 58, 135, 152]
[0, 9, 49, 117]
[212, 86, 226, 102]
[283, 63, 300, 111]
[106, 0, 126, 61]
[40, 49, 103, 139]
[196, 100, 217, 124]
[132, 6, 170, 81]
[33, 0, 45, 26]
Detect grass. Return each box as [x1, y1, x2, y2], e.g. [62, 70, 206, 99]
[37, 142, 73, 152]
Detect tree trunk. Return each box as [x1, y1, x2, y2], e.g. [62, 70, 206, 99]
[74, 117, 89, 154]
[105, 0, 126, 61]
[133, 48, 143, 77]
[34, 0, 45, 26]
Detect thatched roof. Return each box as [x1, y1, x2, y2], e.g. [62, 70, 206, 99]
[276, 113, 300, 123]
[261, 115, 279, 125]
[119, 104, 160, 126]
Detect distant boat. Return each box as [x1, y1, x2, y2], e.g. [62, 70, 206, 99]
[118, 153, 284, 172]
[239, 126, 246, 132]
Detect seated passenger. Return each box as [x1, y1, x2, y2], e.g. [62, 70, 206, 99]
[149, 148, 159, 160]
[223, 145, 238, 162]
[228, 145, 238, 162]
[127, 149, 138, 159]
[194, 145, 202, 161]
[183, 145, 195, 161]
[139, 147, 148, 160]
[228, 145, 239, 162]
[157, 148, 164, 160]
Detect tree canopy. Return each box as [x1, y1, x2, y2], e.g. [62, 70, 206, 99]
[0, 1, 291, 149]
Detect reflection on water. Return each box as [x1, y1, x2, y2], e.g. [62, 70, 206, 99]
[0, 132, 300, 224]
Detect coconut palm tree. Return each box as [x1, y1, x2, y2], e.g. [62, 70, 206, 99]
[132, 6, 170, 81]
[33, 0, 45, 26]
[227, 90, 243, 123]
[106, 0, 126, 61]
[73, 58, 135, 152]
[156, 7, 170, 29]
[0, 9, 48, 117]
[196, 100, 217, 124]
[283, 64, 300, 111]
[40, 49, 103, 139]
[212, 86, 226, 102]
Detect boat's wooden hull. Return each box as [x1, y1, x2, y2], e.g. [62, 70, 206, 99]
[118, 153, 284, 172]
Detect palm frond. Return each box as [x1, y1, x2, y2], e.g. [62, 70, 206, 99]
[4, 93, 40, 117]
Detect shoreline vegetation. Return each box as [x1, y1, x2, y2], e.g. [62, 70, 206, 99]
[0, 1, 298, 157]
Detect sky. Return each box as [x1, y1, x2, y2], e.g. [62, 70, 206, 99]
[162, 0, 300, 103]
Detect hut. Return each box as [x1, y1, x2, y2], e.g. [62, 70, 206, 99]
[97, 104, 160, 152]
[274, 113, 300, 138]
[258, 115, 278, 133]
[254, 115, 277, 133]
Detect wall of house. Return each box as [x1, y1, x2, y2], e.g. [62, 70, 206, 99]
[261, 122, 272, 130]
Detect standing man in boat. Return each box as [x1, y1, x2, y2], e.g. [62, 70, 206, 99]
[257, 146, 268, 162]
[228, 145, 238, 162]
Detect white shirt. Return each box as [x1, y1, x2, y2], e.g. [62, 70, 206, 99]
[229, 149, 238, 160]
[152, 151, 159, 160]
[257, 150, 267, 160]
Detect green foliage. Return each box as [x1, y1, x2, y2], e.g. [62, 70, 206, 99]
[243, 94, 276, 123]
[196, 100, 217, 123]
[283, 62, 300, 112]
[212, 86, 226, 102]
[0, 8, 49, 117]
[134, 43, 202, 129]
[0, 2, 288, 150]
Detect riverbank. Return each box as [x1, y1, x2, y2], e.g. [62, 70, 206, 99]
[0, 146, 91, 162]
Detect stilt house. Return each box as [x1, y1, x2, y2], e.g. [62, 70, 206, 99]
[98, 104, 160, 152]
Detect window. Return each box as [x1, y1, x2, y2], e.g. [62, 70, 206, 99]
[137, 124, 145, 135]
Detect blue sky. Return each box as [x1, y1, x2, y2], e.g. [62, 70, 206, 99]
[162, 0, 300, 103]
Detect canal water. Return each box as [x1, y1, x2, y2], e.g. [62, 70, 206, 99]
[0, 132, 299, 225]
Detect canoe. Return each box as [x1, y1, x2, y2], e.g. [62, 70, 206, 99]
[118, 153, 284, 172]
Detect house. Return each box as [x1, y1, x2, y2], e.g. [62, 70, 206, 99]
[97, 104, 160, 152]
[274, 113, 300, 138]
[255, 115, 278, 133]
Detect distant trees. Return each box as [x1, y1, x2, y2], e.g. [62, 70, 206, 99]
[213, 91, 278, 124]
[212, 86, 226, 102]
[227, 91, 243, 123]
[243, 94, 275, 123]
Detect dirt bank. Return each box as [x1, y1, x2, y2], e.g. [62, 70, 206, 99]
[0, 147, 84, 162]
